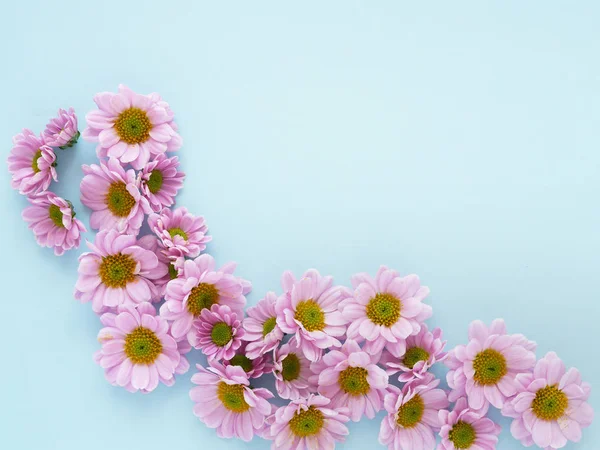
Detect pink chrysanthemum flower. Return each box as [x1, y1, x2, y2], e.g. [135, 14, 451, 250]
[267, 394, 349, 450]
[314, 339, 388, 422]
[191, 304, 244, 360]
[43, 107, 79, 148]
[148, 206, 211, 258]
[275, 269, 347, 362]
[136, 234, 184, 301]
[82, 84, 182, 170]
[379, 374, 449, 450]
[379, 325, 447, 383]
[22, 192, 86, 256]
[80, 158, 150, 235]
[139, 154, 185, 212]
[7, 129, 57, 195]
[273, 340, 316, 400]
[340, 266, 432, 356]
[502, 352, 593, 449]
[190, 361, 273, 442]
[445, 319, 537, 413]
[243, 291, 284, 359]
[223, 341, 272, 379]
[438, 397, 501, 450]
[94, 302, 181, 393]
[160, 254, 251, 344]
[74, 229, 168, 313]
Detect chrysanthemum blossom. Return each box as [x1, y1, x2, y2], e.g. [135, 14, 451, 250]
[273, 340, 316, 400]
[438, 397, 501, 450]
[341, 266, 432, 356]
[8, 129, 57, 195]
[502, 352, 593, 449]
[80, 158, 150, 235]
[192, 304, 244, 360]
[139, 154, 185, 212]
[267, 394, 350, 450]
[136, 234, 184, 301]
[379, 374, 449, 450]
[94, 302, 181, 393]
[223, 341, 272, 379]
[243, 291, 284, 359]
[148, 207, 211, 258]
[445, 319, 537, 413]
[190, 361, 273, 442]
[22, 192, 86, 256]
[379, 325, 447, 383]
[74, 229, 168, 313]
[82, 84, 182, 170]
[315, 339, 388, 422]
[275, 269, 347, 362]
[160, 254, 251, 345]
[43, 107, 79, 148]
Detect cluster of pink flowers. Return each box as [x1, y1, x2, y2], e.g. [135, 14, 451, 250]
[7, 108, 86, 255]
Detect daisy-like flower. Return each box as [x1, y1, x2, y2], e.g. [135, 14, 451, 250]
[42, 107, 79, 148]
[340, 266, 432, 356]
[445, 319, 537, 413]
[148, 207, 211, 258]
[7, 129, 57, 195]
[223, 341, 272, 379]
[379, 374, 449, 450]
[136, 234, 184, 301]
[438, 397, 501, 450]
[190, 361, 273, 442]
[275, 269, 347, 362]
[192, 304, 244, 360]
[94, 302, 181, 393]
[160, 254, 251, 344]
[82, 84, 182, 170]
[243, 291, 284, 359]
[379, 325, 447, 383]
[502, 352, 593, 449]
[315, 339, 388, 422]
[22, 192, 86, 256]
[80, 158, 150, 235]
[139, 154, 185, 212]
[267, 394, 349, 450]
[273, 340, 316, 400]
[74, 229, 168, 313]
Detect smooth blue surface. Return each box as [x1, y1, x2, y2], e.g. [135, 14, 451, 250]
[0, 2, 598, 449]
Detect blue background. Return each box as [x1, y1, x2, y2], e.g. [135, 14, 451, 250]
[0, 1, 598, 449]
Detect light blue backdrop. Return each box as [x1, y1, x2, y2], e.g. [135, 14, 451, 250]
[0, 2, 598, 449]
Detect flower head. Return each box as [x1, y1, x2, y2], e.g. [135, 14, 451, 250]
[43, 107, 79, 148]
[8, 129, 57, 195]
[273, 339, 316, 400]
[341, 266, 432, 355]
[82, 84, 182, 170]
[139, 154, 185, 212]
[136, 234, 183, 301]
[223, 341, 272, 379]
[190, 361, 273, 442]
[22, 192, 86, 255]
[242, 291, 284, 359]
[148, 206, 210, 259]
[502, 352, 593, 449]
[192, 304, 245, 360]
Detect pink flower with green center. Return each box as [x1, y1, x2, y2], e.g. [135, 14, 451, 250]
[223, 341, 272, 379]
[191, 304, 245, 361]
[8, 129, 57, 195]
[139, 154, 185, 212]
[273, 340, 316, 400]
[43, 107, 79, 148]
[242, 291, 284, 359]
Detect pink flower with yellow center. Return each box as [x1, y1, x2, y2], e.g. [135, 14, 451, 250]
[242, 291, 284, 359]
[8, 129, 57, 195]
[191, 304, 245, 361]
[139, 153, 185, 212]
[273, 340, 316, 400]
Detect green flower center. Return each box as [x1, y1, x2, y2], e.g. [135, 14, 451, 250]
[281, 353, 301, 381]
[147, 169, 164, 194]
[289, 406, 324, 437]
[532, 385, 569, 421]
[168, 227, 188, 240]
[124, 326, 163, 364]
[230, 354, 253, 373]
[366, 293, 401, 327]
[339, 366, 370, 396]
[99, 253, 136, 288]
[473, 349, 507, 385]
[106, 181, 136, 217]
[211, 322, 233, 347]
[449, 421, 477, 449]
[114, 107, 152, 144]
[48, 204, 64, 228]
[262, 317, 277, 337]
[168, 263, 178, 279]
[396, 394, 424, 428]
[31, 149, 42, 173]
[294, 300, 325, 332]
[403, 346, 430, 369]
[187, 283, 219, 316]
[217, 382, 250, 413]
